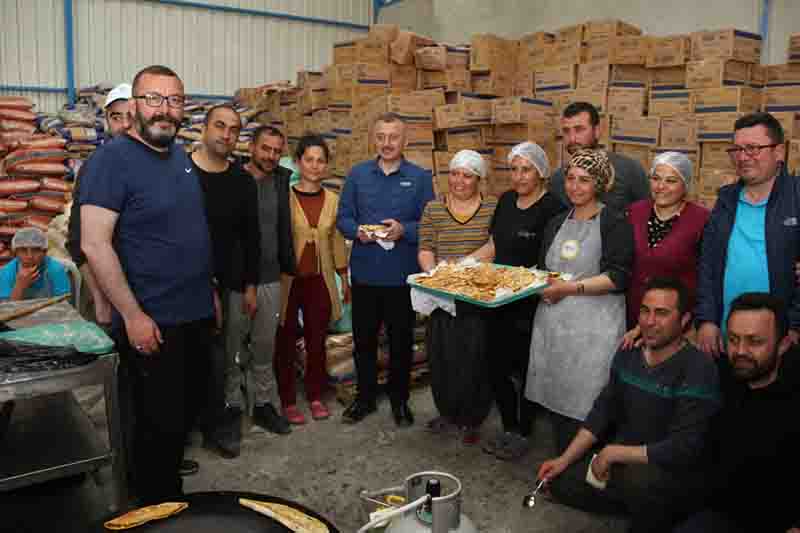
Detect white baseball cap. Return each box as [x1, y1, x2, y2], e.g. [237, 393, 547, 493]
[104, 83, 132, 109]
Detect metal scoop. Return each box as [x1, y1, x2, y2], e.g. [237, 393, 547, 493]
[522, 478, 546, 508]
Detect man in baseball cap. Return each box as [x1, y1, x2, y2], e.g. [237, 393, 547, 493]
[104, 83, 133, 136]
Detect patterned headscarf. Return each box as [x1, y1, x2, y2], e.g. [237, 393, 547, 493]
[566, 149, 614, 196]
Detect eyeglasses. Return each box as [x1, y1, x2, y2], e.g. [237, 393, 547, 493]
[725, 144, 780, 158]
[133, 93, 185, 109]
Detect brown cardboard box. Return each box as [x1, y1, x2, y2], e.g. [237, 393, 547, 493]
[572, 84, 610, 114]
[329, 109, 352, 134]
[332, 135, 351, 176]
[471, 71, 514, 97]
[405, 150, 434, 172]
[535, 65, 578, 93]
[610, 115, 661, 147]
[299, 88, 329, 115]
[659, 115, 698, 147]
[771, 112, 800, 139]
[330, 63, 391, 90]
[518, 32, 555, 70]
[458, 93, 498, 125]
[584, 19, 642, 42]
[750, 64, 767, 88]
[539, 88, 575, 114]
[700, 142, 736, 170]
[690, 29, 763, 64]
[612, 142, 651, 169]
[366, 91, 443, 122]
[646, 35, 692, 68]
[578, 61, 649, 89]
[418, 69, 471, 92]
[333, 38, 389, 65]
[787, 139, 800, 173]
[311, 109, 331, 134]
[649, 89, 693, 116]
[607, 87, 648, 116]
[529, 42, 553, 69]
[555, 24, 585, 44]
[697, 167, 738, 195]
[405, 121, 436, 150]
[547, 41, 584, 66]
[583, 35, 649, 65]
[490, 122, 556, 145]
[693, 87, 761, 114]
[368, 24, 399, 43]
[789, 34, 800, 64]
[329, 85, 389, 111]
[415, 45, 470, 71]
[491, 97, 555, 125]
[434, 104, 468, 130]
[651, 66, 687, 90]
[578, 61, 611, 88]
[686, 59, 750, 89]
[470, 34, 518, 73]
[391, 31, 437, 65]
[389, 64, 418, 93]
[513, 73, 535, 97]
[297, 71, 325, 90]
[650, 147, 699, 178]
[443, 127, 488, 151]
[762, 86, 800, 112]
[765, 64, 800, 86]
[696, 112, 744, 142]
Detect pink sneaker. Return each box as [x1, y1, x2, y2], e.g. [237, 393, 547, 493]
[310, 400, 330, 420]
[284, 405, 306, 425]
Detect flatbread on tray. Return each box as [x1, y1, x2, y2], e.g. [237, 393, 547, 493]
[414, 263, 542, 302]
[239, 498, 329, 533]
[104, 502, 188, 530]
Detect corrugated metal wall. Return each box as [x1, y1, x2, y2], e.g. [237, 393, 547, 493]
[1, 0, 372, 113]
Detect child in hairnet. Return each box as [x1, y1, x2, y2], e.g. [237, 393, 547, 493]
[0, 227, 71, 301]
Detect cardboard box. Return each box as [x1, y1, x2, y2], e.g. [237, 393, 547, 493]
[659, 114, 698, 147]
[297, 71, 324, 90]
[333, 38, 389, 65]
[584, 19, 642, 42]
[434, 104, 468, 130]
[535, 65, 578, 93]
[366, 91, 443, 122]
[458, 93, 498, 125]
[513, 73, 535, 97]
[415, 45, 470, 71]
[368, 24, 399, 43]
[765, 64, 800, 87]
[529, 42, 554, 69]
[610, 115, 661, 146]
[646, 35, 692, 68]
[787, 139, 800, 172]
[572, 84, 610, 114]
[762, 86, 800, 112]
[583, 35, 649, 65]
[701, 142, 736, 170]
[540, 89, 575, 114]
[328, 109, 352, 135]
[391, 31, 437, 65]
[650, 147, 699, 179]
[651, 66, 687, 90]
[578, 61, 649, 89]
[444, 127, 488, 151]
[310, 109, 331, 134]
[693, 87, 761, 114]
[390, 64, 418, 93]
[517, 32, 555, 70]
[491, 97, 555, 125]
[329, 85, 389, 111]
[490, 122, 556, 146]
[750, 64, 767, 88]
[298, 88, 329, 115]
[612, 142, 651, 169]
[771, 111, 800, 139]
[470, 34, 518, 73]
[418, 68, 471, 92]
[547, 41, 584, 66]
[404, 150, 434, 172]
[330, 63, 391, 90]
[697, 167, 738, 195]
[404, 120, 436, 150]
[471, 70, 514, 97]
[789, 34, 800, 64]
[686, 59, 750, 89]
[690, 29, 763, 64]
[555, 24, 585, 44]
[607, 87, 648, 116]
[696, 112, 744, 142]
[649, 89, 693, 116]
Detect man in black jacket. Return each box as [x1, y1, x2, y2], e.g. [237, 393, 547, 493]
[676, 292, 800, 532]
[696, 112, 800, 357]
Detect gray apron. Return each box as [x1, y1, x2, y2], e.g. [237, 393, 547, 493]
[525, 208, 626, 421]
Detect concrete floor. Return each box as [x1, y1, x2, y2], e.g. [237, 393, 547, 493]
[3, 383, 628, 532]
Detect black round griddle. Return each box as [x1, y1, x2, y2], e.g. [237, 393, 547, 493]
[96, 491, 340, 533]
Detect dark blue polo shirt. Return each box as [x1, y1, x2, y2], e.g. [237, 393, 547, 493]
[80, 135, 214, 326]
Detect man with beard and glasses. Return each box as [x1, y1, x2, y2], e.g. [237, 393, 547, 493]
[67, 83, 133, 328]
[235, 126, 294, 431]
[537, 277, 720, 533]
[549, 102, 649, 212]
[696, 112, 800, 358]
[80, 65, 215, 504]
[675, 293, 800, 533]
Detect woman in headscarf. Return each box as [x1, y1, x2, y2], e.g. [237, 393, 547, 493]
[526, 149, 634, 453]
[417, 149, 497, 444]
[481, 142, 566, 460]
[621, 151, 709, 348]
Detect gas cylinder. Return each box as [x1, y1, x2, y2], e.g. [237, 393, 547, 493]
[359, 471, 479, 533]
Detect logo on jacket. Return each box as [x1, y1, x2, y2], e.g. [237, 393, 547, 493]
[399, 181, 412, 187]
[784, 217, 798, 226]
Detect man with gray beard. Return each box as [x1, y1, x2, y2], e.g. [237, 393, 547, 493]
[80, 65, 215, 503]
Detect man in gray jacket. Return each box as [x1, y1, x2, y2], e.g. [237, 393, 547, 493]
[550, 102, 649, 212]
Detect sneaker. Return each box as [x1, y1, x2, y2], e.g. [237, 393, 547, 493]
[252, 403, 291, 435]
[284, 405, 306, 425]
[495, 433, 531, 461]
[309, 400, 330, 420]
[482, 431, 514, 455]
[342, 398, 376, 424]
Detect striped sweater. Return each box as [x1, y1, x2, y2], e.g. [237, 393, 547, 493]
[418, 195, 497, 261]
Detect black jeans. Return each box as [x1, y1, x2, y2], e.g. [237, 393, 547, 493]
[350, 283, 414, 406]
[116, 318, 213, 504]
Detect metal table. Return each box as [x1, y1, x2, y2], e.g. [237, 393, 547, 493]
[0, 299, 126, 511]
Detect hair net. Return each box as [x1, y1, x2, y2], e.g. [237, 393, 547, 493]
[651, 151, 693, 191]
[449, 149, 487, 179]
[567, 149, 614, 196]
[508, 141, 551, 179]
[12, 227, 47, 251]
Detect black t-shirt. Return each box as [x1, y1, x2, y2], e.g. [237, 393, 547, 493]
[489, 190, 566, 267]
[193, 159, 261, 291]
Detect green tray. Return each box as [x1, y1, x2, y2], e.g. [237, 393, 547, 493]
[407, 264, 549, 309]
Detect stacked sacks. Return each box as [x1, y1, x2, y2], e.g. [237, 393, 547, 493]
[0, 97, 39, 156]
